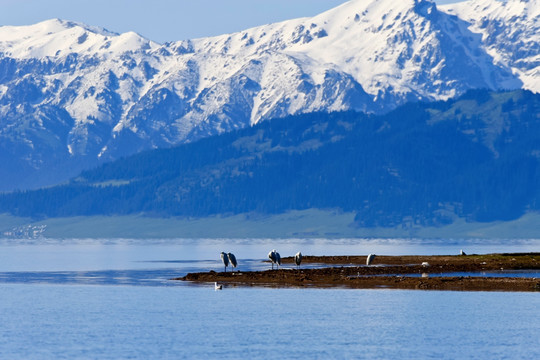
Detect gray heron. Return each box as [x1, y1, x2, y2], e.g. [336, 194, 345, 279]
[220, 251, 229, 272]
[275, 251, 281, 268]
[294, 252, 302, 268]
[268, 250, 277, 270]
[228, 252, 237, 271]
[366, 253, 376, 266]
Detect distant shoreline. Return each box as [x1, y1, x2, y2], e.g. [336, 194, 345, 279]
[3, 211, 540, 240]
[178, 253, 540, 292]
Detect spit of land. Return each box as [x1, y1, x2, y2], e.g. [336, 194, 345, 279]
[178, 253, 540, 292]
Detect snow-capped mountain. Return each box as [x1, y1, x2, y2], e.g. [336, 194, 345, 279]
[441, 0, 540, 93]
[0, 0, 537, 191]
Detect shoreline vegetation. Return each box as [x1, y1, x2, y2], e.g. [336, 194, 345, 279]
[3, 211, 540, 239]
[178, 253, 540, 292]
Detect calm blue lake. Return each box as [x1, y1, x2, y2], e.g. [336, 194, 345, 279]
[0, 238, 539, 359]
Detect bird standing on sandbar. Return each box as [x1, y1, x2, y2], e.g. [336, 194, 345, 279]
[366, 253, 376, 266]
[294, 252, 302, 268]
[228, 252, 237, 272]
[268, 250, 279, 270]
[275, 251, 281, 268]
[220, 251, 229, 272]
[268, 250, 276, 270]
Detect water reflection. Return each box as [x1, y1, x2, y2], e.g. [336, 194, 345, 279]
[0, 269, 186, 287]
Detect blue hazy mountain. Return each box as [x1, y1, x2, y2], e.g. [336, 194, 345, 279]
[1, 89, 539, 227]
[1, 0, 538, 191]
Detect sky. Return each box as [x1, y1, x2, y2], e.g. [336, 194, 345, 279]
[0, 0, 463, 43]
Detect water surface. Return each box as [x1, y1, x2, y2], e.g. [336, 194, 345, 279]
[0, 238, 538, 359]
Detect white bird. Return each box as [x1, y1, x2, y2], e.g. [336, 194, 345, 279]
[268, 250, 277, 270]
[228, 252, 237, 271]
[220, 252, 229, 272]
[214, 282, 222, 290]
[366, 253, 376, 266]
[460, 249, 467, 256]
[422, 262, 430, 267]
[294, 252, 302, 268]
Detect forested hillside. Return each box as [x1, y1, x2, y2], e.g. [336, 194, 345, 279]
[1, 89, 539, 227]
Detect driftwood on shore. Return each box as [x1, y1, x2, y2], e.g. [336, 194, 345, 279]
[177, 253, 540, 292]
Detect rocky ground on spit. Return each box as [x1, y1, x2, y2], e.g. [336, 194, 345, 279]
[177, 253, 540, 292]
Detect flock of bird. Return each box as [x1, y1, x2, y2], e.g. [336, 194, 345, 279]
[216, 250, 372, 290]
[220, 252, 237, 272]
[219, 249, 303, 273]
[215, 250, 467, 289]
[219, 250, 380, 273]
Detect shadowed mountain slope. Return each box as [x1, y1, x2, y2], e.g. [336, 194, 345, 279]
[1, 89, 539, 227]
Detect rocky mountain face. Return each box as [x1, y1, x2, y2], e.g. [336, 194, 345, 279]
[441, 0, 540, 93]
[0, 0, 537, 191]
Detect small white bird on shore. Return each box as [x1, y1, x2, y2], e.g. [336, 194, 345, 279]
[215, 282, 222, 290]
[366, 253, 376, 266]
[460, 249, 467, 256]
[422, 262, 430, 267]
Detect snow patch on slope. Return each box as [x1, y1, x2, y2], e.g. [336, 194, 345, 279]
[442, 0, 540, 92]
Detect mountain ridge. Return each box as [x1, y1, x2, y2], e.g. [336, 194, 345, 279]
[0, 0, 538, 191]
[2, 89, 539, 228]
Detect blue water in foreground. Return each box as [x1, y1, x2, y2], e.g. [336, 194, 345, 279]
[0, 238, 539, 359]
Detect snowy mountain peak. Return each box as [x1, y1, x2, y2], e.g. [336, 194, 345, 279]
[0, 0, 538, 191]
[40, 18, 118, 37]
[0, 19, 158, 59]
[315, 0, 438, 24]
[445, 0, 539, 20]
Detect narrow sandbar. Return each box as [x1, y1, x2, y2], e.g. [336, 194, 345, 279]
[177, 253, 540, 292]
